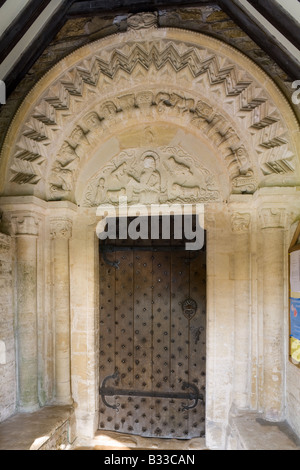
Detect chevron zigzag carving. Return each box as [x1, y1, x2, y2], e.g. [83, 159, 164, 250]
[9, 38, 296, 190]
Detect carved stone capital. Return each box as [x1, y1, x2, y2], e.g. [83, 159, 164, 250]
[259, 208, 288, 229]
[0, 233, 11, 253]
[11, 215, 39, 237]
[231, 212, 251, 233]
[204, 213, 216, 230]
[232, 171, 257, 195]
[50, 218, 72, 240]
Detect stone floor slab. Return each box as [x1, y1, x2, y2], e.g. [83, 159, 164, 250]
[227, 410, 300, 450]
[73, 430, 208, 451]
[0, 405, 74, 450]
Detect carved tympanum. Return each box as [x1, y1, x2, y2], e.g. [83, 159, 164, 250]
[83, 146, 221, 207]
[46, 90, 258, 200]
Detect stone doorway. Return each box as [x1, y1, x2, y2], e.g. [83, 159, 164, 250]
[98, 216, 206, 439]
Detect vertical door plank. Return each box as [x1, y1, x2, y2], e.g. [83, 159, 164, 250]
[188, 250, 206, 438]
[114, 248, 134, 434]
[132, 250, 153, 437]
[170, 249, 190, 439]
[99, 247, 117, 431]
[152, 251, 171, 437]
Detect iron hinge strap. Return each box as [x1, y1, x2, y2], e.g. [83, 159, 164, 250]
[99, 371, 203, 412]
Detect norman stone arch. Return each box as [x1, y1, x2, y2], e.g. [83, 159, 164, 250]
[0, 16, 299, 449]
[1, 25, 299, 198]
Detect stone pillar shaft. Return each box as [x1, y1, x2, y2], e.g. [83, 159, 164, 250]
[260, 208, 286, 421]
[231, 212, 251, 409]
[13, 215, 39, 412]
[51, 219, 73, 405]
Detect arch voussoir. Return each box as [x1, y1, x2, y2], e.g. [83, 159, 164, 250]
[0, 28, 298, 201]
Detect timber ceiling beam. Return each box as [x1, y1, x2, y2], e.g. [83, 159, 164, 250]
[1, 0, 300, 99]
[218, 0, 300, 80]
[247, 0, 300, 50]
[4, 0, 75, 97]
[67, 0, 216, 16]
[0, 0, 52, 63]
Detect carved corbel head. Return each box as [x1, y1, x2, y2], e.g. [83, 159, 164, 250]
[233, 145, 251, 175]
[127, 12, 158, 31]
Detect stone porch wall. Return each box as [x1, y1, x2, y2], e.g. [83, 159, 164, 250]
[287, 356, 300, 437]
[0, 191, 299, 448]
[286, 222, 300, 438]
[0, 233, 16, 423]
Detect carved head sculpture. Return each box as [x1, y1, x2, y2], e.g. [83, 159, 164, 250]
[70, 126, 85, 142]
[144, 156, 156, 170]
[84, 112, 101, 129]
[97, 178, 105, 188]
[195, 100, 214, 120]
[182, 298, 198, 321]
[234, 145, 250, 174]
[136, 91, 153, 108]
[57, 142, 79, 168]
[141, 151, 159, 169]
[100, 101, 117, 119]
[127, 12, 158, 30]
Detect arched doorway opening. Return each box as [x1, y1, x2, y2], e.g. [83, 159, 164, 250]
[98, 214, 206, 439]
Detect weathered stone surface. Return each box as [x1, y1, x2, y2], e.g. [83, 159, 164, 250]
[0, 8, 299, 450]
[226, 410, 300, 450]
[0, 405, 75, 450]
[73, 430, 207, 450]
[0, 5, 298, 161]
[0, 233, 15, 423]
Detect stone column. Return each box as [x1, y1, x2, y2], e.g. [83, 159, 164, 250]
[231, 212, 251, 409]
[259, 208, 287, 421]
[12, 215, 40, 412]
[205, 206, 235, 449]
[50, 218, 73, 405]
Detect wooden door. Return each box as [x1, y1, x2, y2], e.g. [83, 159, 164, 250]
[99, 231, 206, 439]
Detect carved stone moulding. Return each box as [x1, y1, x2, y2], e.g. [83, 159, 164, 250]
[127, 12, 158, 31]
[46, 87, 260, 202]
[11, 214, 40, 237]
[50, 218, 73, 240]
[1, 29, 298, 203]
[259, 208, 288, 229]
[231, 212, 251, 233]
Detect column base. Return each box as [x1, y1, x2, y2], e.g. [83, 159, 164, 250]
[263, 409, 284, 423]
[18, 403, 40, 414]
[54, 397, 74, 406]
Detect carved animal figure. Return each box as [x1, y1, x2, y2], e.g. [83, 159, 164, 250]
[168, 93, 195, 113]
[106, 188, 127, 204]
[49, 165, 74, 194]
[172, 183, 201, 200]
[166, 157, 192, 178]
